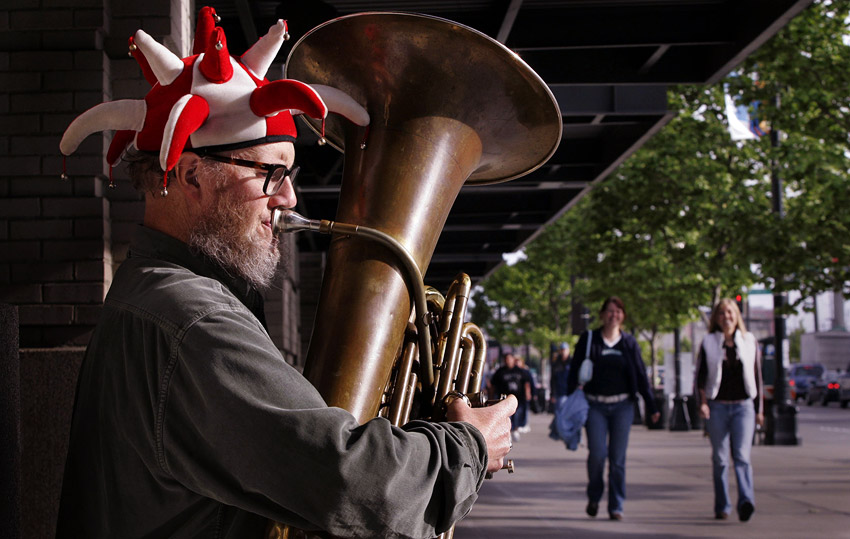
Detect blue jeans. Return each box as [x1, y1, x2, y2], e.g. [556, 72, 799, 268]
[511, 400, 528, 431]
[585, 399, 633, 514]
[706, 400, 756, 514]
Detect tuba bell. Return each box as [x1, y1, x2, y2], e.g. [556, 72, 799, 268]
[267, 11, 562, 539]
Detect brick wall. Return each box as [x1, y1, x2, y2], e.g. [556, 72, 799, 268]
[1, 0, 305, 363]
[0, 0, 115, 348]
[0, 1, 189, 348]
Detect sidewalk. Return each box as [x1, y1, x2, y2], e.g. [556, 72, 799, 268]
[454, 407, 850, 538]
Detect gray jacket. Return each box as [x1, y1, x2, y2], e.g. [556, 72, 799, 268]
[56, 226, 487, 539]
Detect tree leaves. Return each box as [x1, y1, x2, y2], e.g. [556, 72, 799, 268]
[472, 0, 850, 357]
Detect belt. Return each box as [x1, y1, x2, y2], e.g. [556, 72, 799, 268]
[586, 393, 629, 404]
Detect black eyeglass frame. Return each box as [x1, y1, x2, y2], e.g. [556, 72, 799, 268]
[196, 153, 299, 196]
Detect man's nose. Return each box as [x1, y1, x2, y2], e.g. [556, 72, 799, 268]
[268, 177, 296, 208]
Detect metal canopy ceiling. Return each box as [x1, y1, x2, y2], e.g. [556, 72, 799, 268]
[206, 0, 811, 293]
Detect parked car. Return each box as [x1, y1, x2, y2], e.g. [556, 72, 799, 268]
[789, 363, 825, 402]
[806, 371, 842, 406]
[836, 367, 850, 408]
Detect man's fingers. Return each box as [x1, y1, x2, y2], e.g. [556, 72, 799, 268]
[498, 394, 518, 415]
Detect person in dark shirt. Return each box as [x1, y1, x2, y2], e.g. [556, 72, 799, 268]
[490, 353, 532, 440]
[550, 342, 572, 407]
[567, 296, 659, 520]
[696, 298, 763, 522]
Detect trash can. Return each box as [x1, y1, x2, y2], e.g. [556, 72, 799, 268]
[632, 400, 643, 425]
[687, 394, 703, 430]
[669, 395, 691, 431]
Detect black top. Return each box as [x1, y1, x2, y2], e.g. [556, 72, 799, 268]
[550, 358, 571, 398]
[584, 342, 630, 396]
[696, 344, 760, 413]
[566, 329, 658, 416]
[491, 365, 532, 403]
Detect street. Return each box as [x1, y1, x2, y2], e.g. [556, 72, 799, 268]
[454, 402, 850, 539]
[795, 400, 850, 446]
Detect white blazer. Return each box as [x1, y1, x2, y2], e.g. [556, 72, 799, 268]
[701, 330, 758, 401]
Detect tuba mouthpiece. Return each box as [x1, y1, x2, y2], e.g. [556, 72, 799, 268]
[270, 208, 321, 236]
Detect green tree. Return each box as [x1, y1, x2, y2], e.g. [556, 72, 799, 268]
[474, 0, 850, 377]
[560, 84, 764, 372]
[727, 0, 850, 305]
[470, 234, 577, 355]
[475, 83, 765, 383]
[789, 323, 806, 362]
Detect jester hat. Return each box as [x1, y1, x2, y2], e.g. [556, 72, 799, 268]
[60, 6, 369, 195]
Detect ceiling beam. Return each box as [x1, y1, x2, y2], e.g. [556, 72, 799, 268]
[233, 0, 258, 45]
[496, 0, 523, 44]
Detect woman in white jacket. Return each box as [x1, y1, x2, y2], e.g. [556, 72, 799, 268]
[696, 298, 764, 522]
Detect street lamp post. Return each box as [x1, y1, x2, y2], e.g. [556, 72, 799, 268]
[766, 91, 799, 445]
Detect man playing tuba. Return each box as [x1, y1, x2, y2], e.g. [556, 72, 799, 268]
[55, 7, 516, 538]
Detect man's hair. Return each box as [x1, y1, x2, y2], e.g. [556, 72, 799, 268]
[124, 148, 228, 194]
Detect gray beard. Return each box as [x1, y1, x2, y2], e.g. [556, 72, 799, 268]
[188, 192, 281, 290]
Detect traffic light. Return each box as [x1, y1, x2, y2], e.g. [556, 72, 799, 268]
[735, 294, 744, 313]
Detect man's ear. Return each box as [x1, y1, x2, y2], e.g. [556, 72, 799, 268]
[173, 152, 203, 203]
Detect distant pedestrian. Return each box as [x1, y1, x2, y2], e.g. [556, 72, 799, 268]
[550, 342, 571, 409]
[517, 357, 538, 431]
[567, 296, 660, 520]
[548, 341, 587, 451]
[490, 353, 533, 441]
[696, 298, 764, 522]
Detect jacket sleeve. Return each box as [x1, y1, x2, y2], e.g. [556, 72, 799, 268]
[161, 306, 486, 539]
[695, 342, 708, 404]
[566, 331, 588, 395]
[630, 335, 658, 416]
[752, 333, 764, 414]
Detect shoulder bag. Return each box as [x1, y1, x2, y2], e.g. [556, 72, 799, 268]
[578, 330, 593, 385]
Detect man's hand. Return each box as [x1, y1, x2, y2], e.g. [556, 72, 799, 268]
[699, 403, 710, 420]
[446, 395, 517, 474]
[756, 412, 764, 427]
[650, 412, 661, 424]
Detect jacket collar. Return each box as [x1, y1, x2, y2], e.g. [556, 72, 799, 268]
[127, 225, 266, 321]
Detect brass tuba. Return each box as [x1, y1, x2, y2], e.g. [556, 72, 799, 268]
[268, 11, 562, 539]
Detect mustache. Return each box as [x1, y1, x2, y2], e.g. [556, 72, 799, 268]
[188, 195, 281, 289]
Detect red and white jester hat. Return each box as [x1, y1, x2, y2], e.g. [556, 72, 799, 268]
[60, 6, 369, 196]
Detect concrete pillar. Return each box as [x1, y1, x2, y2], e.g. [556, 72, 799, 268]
[0, 304, 20, 539]
[833, 289, 845, 330]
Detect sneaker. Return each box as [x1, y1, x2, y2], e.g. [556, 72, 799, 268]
[738, 501, 754, 522]
[511, 431, 521, 442]
[585, 502, 598, 517]
[609, 512, 623, 521]
[715, 511, 729, 520]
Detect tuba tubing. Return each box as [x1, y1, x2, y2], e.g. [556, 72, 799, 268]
[269, 10, 562, 539]
[272, 208, 435, 386]
[284, 10, 561, 424]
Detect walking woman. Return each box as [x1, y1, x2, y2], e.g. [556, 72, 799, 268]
[696, 298, 764, 522]
[567, 296, 660, 520]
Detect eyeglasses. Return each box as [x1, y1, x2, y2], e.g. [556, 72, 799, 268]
[198, 154, 299, 196]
